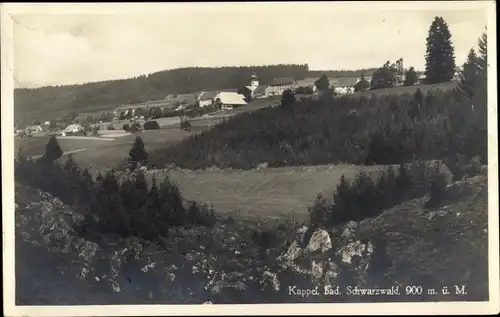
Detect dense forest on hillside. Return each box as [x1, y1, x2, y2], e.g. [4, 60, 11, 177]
[308, 68, 379, 78]
[148, 86, 487, 170]
[14, 64, 309, 123]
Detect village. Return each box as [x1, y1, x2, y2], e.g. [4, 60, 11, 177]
[16, 70, 441, 138]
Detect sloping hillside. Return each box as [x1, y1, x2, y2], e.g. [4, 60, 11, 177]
[15, 174, 489, 304]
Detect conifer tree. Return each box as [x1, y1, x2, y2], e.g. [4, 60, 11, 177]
[43, 135, 63, 163]
[458, 49, 479, 98]
[128, 136, 148, 171]
[424, 16, 456, 84]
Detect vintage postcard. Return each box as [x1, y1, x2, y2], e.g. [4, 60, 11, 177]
[2, 1, 499, 316]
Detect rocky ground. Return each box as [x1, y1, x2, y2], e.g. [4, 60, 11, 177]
[14, 173, 489, 304]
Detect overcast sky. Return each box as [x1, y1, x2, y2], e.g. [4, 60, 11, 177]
[10, 2, 489, 88]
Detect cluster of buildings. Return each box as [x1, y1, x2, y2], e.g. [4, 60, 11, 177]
[19, 68, 452, 137]
[111, 73, 372, 118]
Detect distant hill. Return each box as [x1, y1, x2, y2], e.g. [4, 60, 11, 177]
[14, 64, 310, 124]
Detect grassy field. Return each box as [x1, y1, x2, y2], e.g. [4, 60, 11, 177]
[15, 127, 205, 170]
[15, 129, 387, 221]
[147, 164, 386, 220]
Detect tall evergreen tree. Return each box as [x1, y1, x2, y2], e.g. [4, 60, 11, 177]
[128, 136, 148, 171]
[458, 49, 479, 98]
[477, 28, 487, 78]
[43, 135, 63, 163]
[424, 16, 456, 84]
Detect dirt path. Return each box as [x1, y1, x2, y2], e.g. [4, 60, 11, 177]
[147, 164, 387, 220]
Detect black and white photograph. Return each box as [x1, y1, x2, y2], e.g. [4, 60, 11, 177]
[2, 2, 498, 315]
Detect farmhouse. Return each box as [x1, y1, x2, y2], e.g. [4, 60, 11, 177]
[62, 123, 85, 136]
[214, 92, 247, 110]
[197, 91, 218, 107]
[295, 77, 319, 92]
[26, 124, 49, 133]
[331, 77, 359, 95]
[253, 86, 267, 99]
[265, 77, 299, 97]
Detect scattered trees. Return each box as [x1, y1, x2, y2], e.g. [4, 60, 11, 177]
[424, 16, 456, 84]
[370, 61, 397, 90]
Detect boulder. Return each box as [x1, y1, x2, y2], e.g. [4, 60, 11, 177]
[305, 229, 332, 253]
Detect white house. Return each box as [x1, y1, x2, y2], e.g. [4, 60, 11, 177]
[62, 123, 85, 136]
[214, 92, 247, 110]
[197, 91, 218, 107]
[265, 77, 299, 97]
[331, 77, 359, 95]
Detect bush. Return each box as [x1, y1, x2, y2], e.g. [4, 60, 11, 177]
[91, 125, 100, 137]
[107, 124, 115, 130]
[122, 123, 130, 131]
[180, 117, 192, 131]
[143, 121, 160, 130]
[130, 122, 141, 133]
[425, 165, 448, 209]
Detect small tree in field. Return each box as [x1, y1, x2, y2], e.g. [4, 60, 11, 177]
[43, 135, 63, 163]
[129, 136, 148, 171]
[281, 89, 296, 108]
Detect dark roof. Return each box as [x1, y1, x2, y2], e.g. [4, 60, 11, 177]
[330, 77, 359, 87]
[199, 91, 219, 100]
[269, 77, 296, 86]
[254, 85, 266, 94]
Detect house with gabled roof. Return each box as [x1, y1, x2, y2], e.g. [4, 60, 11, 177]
[198, 91, 219, 107]
[265, 77, 299, 97]
[214, 92, 247, 110]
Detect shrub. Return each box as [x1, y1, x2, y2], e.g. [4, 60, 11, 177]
[143, 121, 160, 130]
[425, 165, 448, 209]
[130, 122, 141, 133]
[180, 117, 192, 131]
[129, 136, 148, 171]
[42, 135, 63, 163]
[107, 123, 115, 130]
[122, 123, 130, 131]
[91, 125, 100, 137]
